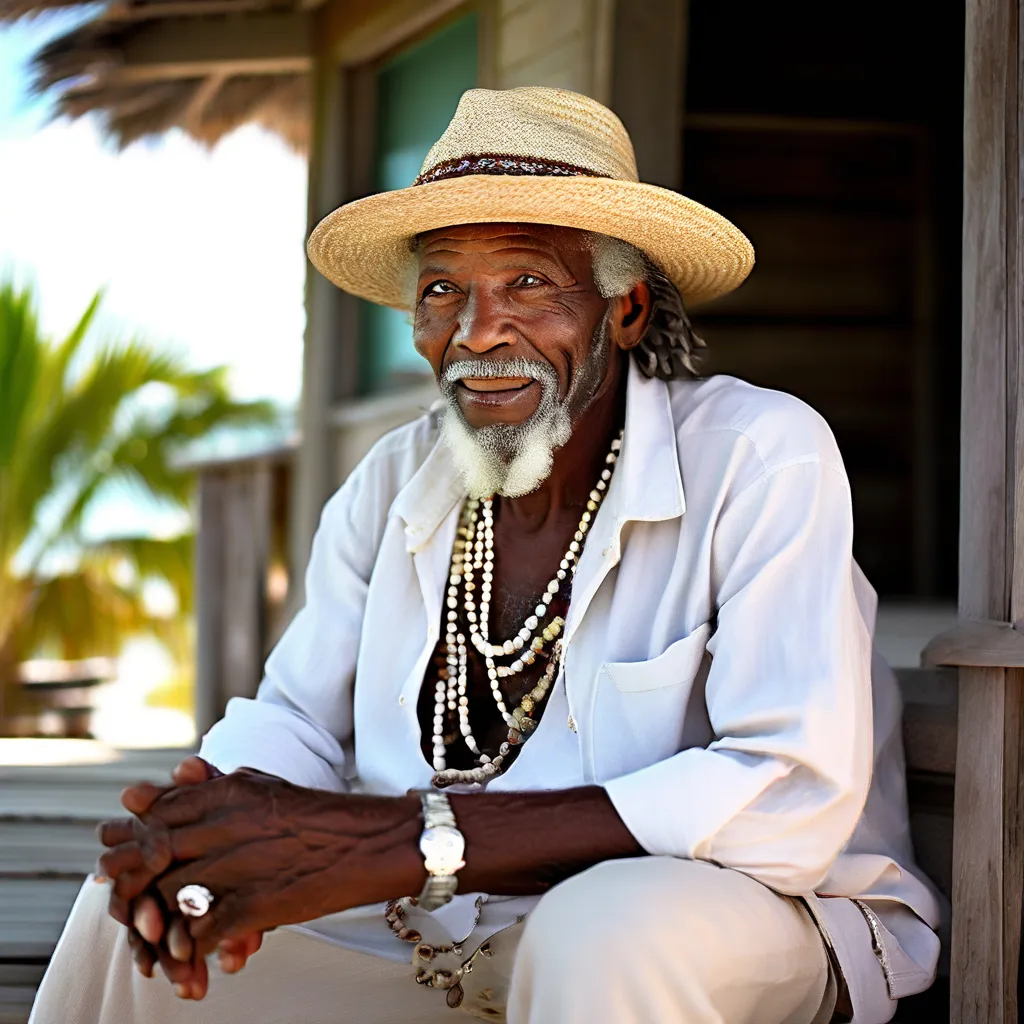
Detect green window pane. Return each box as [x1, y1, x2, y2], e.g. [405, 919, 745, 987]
[360, 13, 478, 394]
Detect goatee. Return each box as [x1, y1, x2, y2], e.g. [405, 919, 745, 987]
[438, 320, 611, 499]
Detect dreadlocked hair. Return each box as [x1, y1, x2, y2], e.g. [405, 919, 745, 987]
[588, 233, 707, 380]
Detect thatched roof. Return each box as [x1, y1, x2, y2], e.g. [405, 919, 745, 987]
[0, 0, 323, 151]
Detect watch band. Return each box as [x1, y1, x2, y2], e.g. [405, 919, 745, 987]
[419, 871, 459, 912]
[417, 790, 465, 911]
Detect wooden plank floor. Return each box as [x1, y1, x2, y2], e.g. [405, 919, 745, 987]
[0, 745, 188, 1023]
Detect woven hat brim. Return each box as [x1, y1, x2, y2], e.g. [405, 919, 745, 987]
[307, 175, 754, 310]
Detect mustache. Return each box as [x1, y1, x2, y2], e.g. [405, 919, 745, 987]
[441, 358, 557, 386]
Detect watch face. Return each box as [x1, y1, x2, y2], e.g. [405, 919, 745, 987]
[420, 825, 466, 875]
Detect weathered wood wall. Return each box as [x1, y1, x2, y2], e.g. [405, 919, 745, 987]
[947, 0, 1024, 1020]
[488, 0, 613, 100]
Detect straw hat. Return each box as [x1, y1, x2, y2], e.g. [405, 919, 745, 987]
[307, 87, 754, 309]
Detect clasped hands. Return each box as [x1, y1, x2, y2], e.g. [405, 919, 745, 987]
[96, 757, 422, 1000]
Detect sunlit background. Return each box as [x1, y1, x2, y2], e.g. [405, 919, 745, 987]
[1, 14, 307, 748]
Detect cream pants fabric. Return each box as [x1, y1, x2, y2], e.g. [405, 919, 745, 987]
[30, 858, 835, 1024]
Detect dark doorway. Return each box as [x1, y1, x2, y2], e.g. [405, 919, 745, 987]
[683, 0, 964, 599]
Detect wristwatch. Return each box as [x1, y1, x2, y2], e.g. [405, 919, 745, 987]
[417, 790, 466, 911]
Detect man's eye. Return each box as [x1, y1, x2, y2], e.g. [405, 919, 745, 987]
[512, 274, 546, 288]
[423, 281, 457, 298]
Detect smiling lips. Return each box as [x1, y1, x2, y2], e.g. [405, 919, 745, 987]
[458, 377, 534, 393]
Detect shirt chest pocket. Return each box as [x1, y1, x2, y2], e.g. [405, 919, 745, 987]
[587, 621, 714, 779]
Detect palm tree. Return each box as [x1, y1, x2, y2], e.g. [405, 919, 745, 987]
[0, 277, 277, 732]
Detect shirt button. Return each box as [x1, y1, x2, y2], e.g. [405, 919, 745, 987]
[567, 714, 577, 733]
[399, 695, 406, 706]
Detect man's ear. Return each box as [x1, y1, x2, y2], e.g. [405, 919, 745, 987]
[607, 281, 652, 351]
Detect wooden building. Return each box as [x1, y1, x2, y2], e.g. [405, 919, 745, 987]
[5, 0, 1024, 1019]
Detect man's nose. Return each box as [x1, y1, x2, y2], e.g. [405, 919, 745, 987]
[452, 289, 512, 355]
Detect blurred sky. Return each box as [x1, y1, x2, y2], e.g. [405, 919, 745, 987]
[0, 13, 309, 407]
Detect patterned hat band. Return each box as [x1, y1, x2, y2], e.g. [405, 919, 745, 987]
[414, 153, 604, 186]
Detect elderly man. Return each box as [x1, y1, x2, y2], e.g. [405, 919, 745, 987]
[31, 87, 940, 1024]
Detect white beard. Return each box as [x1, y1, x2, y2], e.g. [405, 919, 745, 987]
[439, 397, 572, 499]
[437, 325, 610, 499]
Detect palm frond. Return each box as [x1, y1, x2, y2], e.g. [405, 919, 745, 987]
[35, 289, 103, 407]
[18, 563, 153, 661]
[88, 533, 195, 615]
[1, 276, 285, 720]
[0, 279, 43, 470]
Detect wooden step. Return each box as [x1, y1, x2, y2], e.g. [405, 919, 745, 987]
[0, 966, 46, 1024]
[0, 879, 83, 960]
[0, 748, 187, 824]
[0, 985, 35, 1024]
[0, 786, 127, 822]
[0, 822, 101, 877]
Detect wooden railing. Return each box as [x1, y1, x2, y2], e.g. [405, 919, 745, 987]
[192, 444, 296, 737]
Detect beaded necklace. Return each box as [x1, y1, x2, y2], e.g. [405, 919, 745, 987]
[429, 430, 622, 788]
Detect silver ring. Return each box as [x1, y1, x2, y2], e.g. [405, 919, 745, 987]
[176, 884, 215, 918]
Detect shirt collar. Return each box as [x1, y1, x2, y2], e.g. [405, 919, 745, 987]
[391, 358, 686, 553]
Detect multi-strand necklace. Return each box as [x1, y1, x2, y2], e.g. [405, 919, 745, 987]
[430, 430, 622, 789]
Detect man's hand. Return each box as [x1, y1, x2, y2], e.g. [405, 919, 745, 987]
[99, 771, 422, 958]
[100, 764, 643, 1003]
[101, 756, 266, 1000]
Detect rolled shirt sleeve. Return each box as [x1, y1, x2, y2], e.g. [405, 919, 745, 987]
[604, 456, 874, 894]
[199, 457, 381, 792]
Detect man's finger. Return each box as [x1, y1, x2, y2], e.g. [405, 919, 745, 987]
[154, 938, 199, 995]
[184, 891, 247, 954]
[114, 866, 165, 903]
[217, 931, 263, 973]
[127, 928, 156, 979]
[133, 894, 165, 946]
[171, 756, 221, 785]
[97, 842, 144, 879]
[234, 930, 265, 972]
[132, 783, 218, 830]
[188, 946, 210, 1000]
[167, 915, 193, 963]
[121, 781, 173, 816]
[107, 887, 132, 928]
[96, 818, 135, 848]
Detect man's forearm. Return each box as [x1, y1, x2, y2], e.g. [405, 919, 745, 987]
[449, 786, 644, 895]
[325, 786, 644, 910]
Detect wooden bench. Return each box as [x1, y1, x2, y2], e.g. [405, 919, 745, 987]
[6, 660, 116, 740]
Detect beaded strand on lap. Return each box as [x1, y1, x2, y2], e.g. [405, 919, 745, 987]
[430, 429, 623, 788]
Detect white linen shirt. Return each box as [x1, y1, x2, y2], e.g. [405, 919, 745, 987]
[201, 361, 942, 1023]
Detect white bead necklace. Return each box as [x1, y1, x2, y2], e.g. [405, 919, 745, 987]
[431, 430, 623, 789]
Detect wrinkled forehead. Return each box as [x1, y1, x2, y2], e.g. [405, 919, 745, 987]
[414, 222, 594, 262]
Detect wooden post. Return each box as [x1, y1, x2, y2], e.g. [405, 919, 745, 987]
[292, 45, 347, 589]
[193, 455, 286, 738]
[949, 0, 1024, 1019]
[194, 471, 226, 739]
[610, 0, 687, 190]
[219, 463, 273, 707]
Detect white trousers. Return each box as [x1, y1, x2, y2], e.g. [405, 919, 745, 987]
[30, 858, 836, 1024]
